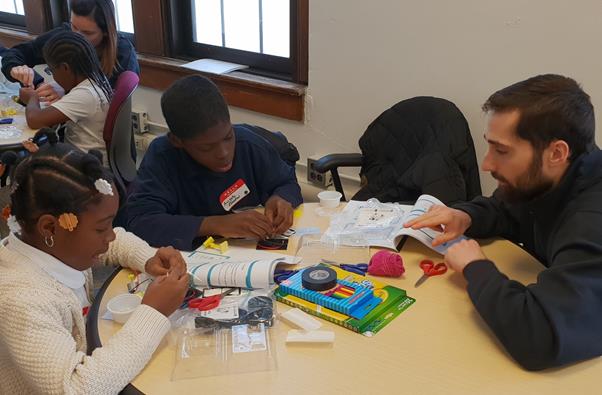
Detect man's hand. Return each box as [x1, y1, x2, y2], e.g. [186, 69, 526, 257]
[19, 86, 38, 105]
[10, 66, 35, 87]
[444, 239, 487, 273]
[145, 246, 187, 277]
[404, 205, 472, 247]
[35, 81, 65, 104]
[265, 195, 293, 236]
[200, 211, 272, 239]
[141, 271, 189, 317]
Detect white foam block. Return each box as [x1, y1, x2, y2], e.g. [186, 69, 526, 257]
[280, 308, 322, 331]
[286, 330, 335, 344]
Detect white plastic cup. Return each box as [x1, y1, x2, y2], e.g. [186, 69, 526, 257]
[318, 191, 342, 208]
[107, 293, 142, 324]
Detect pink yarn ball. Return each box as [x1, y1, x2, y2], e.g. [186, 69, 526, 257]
[368, 250, 405, 277]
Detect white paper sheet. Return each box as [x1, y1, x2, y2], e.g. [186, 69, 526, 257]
[181, 59, 249, 74]
[184, 245, 300, 289]
[323, 195, 466, 254]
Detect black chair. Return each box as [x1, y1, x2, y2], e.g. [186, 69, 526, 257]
[314, 96, 481, 204]
[240, 123, 299, 167]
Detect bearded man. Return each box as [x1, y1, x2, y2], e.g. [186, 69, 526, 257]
[406, 74, 602, 370]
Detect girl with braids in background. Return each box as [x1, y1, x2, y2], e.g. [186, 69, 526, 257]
[0, 133, 189, 394]
[19, 30, 113, 163]
[1, 0, 138, 103]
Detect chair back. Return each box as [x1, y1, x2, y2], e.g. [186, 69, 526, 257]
[355, 96, 481, 204]
[103, 71, 139, 195]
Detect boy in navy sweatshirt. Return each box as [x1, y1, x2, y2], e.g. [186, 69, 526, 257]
[124, 75, 302, 250]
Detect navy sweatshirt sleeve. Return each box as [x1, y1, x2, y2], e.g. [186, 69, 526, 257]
[1, 25, 68, 87]
[463, 209, 602, 370]
[125, 142, 205, 250]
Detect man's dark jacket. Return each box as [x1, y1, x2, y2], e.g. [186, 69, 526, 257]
[454, 149, 602, 370]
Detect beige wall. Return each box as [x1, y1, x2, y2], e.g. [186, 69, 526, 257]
[133, 0, 602, 195]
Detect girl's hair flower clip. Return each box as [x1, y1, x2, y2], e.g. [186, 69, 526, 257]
[94, 178, 113, 196]
[2, 205, 11, 221]
[58, 213, 78, 232]
[6, 215, 21, 234]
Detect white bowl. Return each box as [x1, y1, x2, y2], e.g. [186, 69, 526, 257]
[107, 293, 142, 324]
[318, 191, 342, 208]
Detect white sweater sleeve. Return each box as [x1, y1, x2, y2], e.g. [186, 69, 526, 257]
[99, 227, 156, 273]
[0, 291, 170, 394]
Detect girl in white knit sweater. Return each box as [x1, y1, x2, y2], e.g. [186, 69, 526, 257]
[0, 136, 189, 394]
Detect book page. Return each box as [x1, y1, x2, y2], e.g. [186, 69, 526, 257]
[322, 200, 413, 249]
[396, 194, 467, 255]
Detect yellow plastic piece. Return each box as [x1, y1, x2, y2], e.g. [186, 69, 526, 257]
[202, 236, 215, 249]
[1, 107, 16, 117]
[293, 206, 303, 219]
[216, 240, 229, 253]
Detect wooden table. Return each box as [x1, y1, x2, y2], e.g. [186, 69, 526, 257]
[92, 203, 601, 394]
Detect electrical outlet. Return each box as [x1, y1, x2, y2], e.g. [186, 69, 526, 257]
[131, 109, 149, 134]
[307, 157, 332, 188]
[134, 133, 157, 151]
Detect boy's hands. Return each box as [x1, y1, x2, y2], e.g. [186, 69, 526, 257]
[142, 271, 189, 317]
[404, 205, 472, 247]
[200, 211, 273, 239]
[200, 196, 294, 239]
[10, 65, 35, 87]
[265, 195, 293, 235]
[145, 246, 187, 277]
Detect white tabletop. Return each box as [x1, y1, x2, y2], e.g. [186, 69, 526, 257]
[0, 93, 36, 147]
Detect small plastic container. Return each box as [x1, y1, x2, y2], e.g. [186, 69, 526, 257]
[107, 293, 142, 324]
[317, 191, 342, 208]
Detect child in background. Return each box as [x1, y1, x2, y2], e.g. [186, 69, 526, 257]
[18, 30, 112, 163]
[0, 133, 189, 394]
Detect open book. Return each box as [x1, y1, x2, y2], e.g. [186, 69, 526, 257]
[323, 194, 466, 254]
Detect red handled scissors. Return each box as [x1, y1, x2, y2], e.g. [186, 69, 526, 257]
[414, 259, 447, 287]
[188, 288, 237, 311]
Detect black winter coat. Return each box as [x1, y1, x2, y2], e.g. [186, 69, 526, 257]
[353, 96, 481, 204]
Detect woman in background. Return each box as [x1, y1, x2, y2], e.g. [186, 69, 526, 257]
[1, 0, 138, 103]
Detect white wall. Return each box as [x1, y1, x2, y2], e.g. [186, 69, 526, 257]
[133, 0, 602, 195]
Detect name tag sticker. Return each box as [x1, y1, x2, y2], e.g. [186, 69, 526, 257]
[220, 179, 250, 211]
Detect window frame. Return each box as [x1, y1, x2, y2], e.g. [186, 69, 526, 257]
[0, 11, 25, 28]
[175, 0, 305, 82]
[111, 0, 135, 44]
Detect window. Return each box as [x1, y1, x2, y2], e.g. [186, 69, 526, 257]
[0, 0, 25, 27]
[181, 0, 300, 80]
[111, 0, 134, 34]
[193, 0, 289, 57]
[0, 0, 307, 120]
